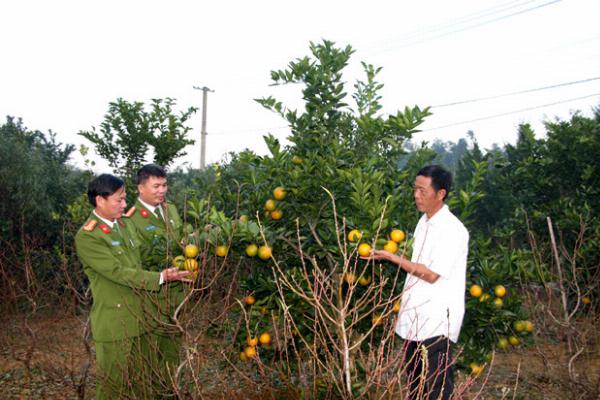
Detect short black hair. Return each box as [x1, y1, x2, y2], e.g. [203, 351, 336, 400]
[137, 164, 167, 185]
[417, 165, 452, 200]
[87, 174, 125, 207]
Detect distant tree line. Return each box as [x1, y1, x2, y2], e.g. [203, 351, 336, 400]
[1, 101, 599, 310]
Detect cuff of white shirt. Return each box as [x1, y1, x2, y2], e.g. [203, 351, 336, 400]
[159, 272, 164, 285]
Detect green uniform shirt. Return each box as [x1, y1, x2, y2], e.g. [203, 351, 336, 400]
[75, 212, 161, 342]
[125, 199, 183, 259]
[125, 199, 185, 329]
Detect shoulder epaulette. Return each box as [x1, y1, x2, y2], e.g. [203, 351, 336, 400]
[82, 220, 97, 232]
[124, 207, 136, 218]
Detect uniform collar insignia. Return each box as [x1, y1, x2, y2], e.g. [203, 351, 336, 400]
[140, 208, 150, 218]
[99, 224, 112, 234]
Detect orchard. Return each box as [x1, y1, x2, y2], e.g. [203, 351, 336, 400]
[169, 41, 538, 396]
[2, 39, 599, 399]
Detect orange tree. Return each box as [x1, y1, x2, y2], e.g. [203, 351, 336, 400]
[183, 40, 531, 394]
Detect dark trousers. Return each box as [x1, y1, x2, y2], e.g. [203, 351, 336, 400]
[404, 336, 454, 400]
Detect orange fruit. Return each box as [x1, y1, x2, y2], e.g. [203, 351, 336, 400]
[271, 209, 283, 220]
[523, 320, 534, 333]
[508, 336, 520, 346]
[479, 293, 491, 302]
[246, 336, 258, 347]
[358, 275, 371, 286]
[344, 272, 356, 285]
[469, 363, 484, 376]
[372, 313, 384, 326]
[184, 244, 199, 258]
[383, 240, 398, 253]
[264, 199, 276, 211]
[582, 296, 591, 305]
[244, 295, 256, 305]
[215, 245, 228, 257]
[469, 284, 483, 298]
[390, 229, 405, 243]
[494, 285, 507, 298]
[273, 187, 286, 201]
[184, 258, 198, 272]
[258, 246, 272, 261]
[497, 337, 509, 350]
[358, 243, 372, 257]
[245, 244, 258, 257]
[514, 320, 525, 332]
[243, 346, 257, 359]
[239, 214, 249, 223]
[348, 229, 362, 242]
[239, 351, 247, 361]
[189, 269, 198, 280]
[493, 298, 503, 308]
[292, 155, 303, 165]
[259, 332, 271, 345]
[392, 300, 401, 313]
[172, 255, 186, 270]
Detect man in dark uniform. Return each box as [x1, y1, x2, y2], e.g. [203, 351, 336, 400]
[75, 174, 191, 399]
[124, 164, 186, 391]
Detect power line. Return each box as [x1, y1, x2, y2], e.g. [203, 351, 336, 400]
[211, 88, 600, 137]
[423, 92, 600, 131]
[376, 0, 562, 51]
[380, 0, 536, 44]
[432, 76, 600, 108]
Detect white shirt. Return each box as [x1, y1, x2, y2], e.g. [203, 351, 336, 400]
[395, 204, 469, 343]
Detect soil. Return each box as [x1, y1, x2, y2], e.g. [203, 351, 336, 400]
[1, 313, 598, 399]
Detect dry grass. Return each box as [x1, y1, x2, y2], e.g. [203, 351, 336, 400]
[1, 307, 598, 399]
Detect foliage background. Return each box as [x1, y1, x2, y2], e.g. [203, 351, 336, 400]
[0, 40, 598, 398]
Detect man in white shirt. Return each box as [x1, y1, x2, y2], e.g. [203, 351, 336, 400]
[366, 165, 469, 400]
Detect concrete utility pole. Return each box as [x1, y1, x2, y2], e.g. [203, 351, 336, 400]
[193, 86, 214, 169]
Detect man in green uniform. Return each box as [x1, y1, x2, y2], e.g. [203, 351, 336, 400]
[75, 174, 191, 399]
[124, 164, 186, 391]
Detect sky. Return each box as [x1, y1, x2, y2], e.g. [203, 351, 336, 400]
[1, 0, 599, 172]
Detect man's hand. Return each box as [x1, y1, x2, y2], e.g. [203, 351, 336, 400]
[362, 249, 403, 264]
[362, 250, 439, 283]
[161, 267, 193, 283]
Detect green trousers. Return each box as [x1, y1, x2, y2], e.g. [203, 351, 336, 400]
[95, 333, 157, 400]
[154, 333, 182, 395]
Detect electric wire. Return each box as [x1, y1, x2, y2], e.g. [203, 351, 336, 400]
[377, 0, 538, 44]
[431, 76, 600, 108]
[423, 92, 600, 131]
[377, 0, 562, 50]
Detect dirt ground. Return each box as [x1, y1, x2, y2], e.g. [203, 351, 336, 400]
[1, 313, 598, 399]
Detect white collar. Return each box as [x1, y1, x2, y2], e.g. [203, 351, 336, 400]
[424, 204, 449, 226]
[93, 210, 116, 228]
[138, 197, 160, 214]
